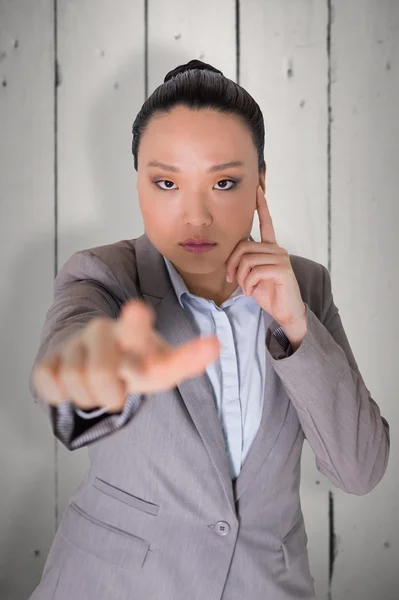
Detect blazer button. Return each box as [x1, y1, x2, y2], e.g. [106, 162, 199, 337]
[215, 521, 230, 536]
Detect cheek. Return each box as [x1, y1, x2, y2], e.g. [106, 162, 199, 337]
[140, 194, 180, 228]
[139, 201, 174, 237]
[138, 184, 164, 222]
[221, 195, 254, 227]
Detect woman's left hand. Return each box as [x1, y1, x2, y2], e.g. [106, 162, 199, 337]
[225, 185, 307, 345]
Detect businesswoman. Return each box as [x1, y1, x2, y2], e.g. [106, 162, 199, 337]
[29, 59, 390, 600]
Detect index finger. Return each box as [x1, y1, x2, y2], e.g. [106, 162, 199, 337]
[256, 185, 277, 244]
[141, 335, 221, 386]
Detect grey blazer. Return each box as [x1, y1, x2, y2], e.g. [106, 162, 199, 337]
[28, 232, 390, 600]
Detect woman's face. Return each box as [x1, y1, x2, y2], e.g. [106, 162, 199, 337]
[136, 105, 265, 299]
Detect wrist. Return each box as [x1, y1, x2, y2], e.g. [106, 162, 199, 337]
[281, 306, 308, 351]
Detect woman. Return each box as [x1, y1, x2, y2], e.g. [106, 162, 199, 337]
[29, 59, 390, 600]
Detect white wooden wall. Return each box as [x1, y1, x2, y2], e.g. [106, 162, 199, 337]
[0, 1, 397, 598]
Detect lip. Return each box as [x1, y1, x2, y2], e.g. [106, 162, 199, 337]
[180, 238, 217, 245]
[180, 242, 217, 254]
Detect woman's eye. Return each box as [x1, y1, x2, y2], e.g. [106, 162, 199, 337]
[155, 180, 177, 190]
[214, 179, 236, 190]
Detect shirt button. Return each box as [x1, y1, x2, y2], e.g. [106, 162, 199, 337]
[215, 521, 230, 536]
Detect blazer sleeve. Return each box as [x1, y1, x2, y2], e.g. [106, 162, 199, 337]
[29, 250, 143, 450]
[265, 262, 390, 495]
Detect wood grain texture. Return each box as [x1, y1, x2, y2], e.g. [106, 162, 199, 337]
[330, 2, 399, 598]
[0, 1, 55, 598]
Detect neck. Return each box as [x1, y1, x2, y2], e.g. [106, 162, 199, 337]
[175, 266, 238, 306]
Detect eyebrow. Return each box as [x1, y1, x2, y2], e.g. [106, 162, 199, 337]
[146, 160, 244, 173]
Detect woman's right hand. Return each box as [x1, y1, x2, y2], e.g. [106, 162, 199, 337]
[32, 299, 221, 413]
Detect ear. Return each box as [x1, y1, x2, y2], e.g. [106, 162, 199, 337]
[258, 167, 266, 196]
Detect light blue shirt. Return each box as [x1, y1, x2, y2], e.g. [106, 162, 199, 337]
[162, 255, 266, 480]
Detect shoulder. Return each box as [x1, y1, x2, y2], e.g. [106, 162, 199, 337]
[54, 238, 139, 304]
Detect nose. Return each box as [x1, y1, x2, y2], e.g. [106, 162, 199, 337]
[182, 190, 213, 227]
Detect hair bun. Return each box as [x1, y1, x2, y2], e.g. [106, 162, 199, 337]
[164, 59, 223, 83]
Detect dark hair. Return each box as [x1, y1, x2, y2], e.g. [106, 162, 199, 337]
[131, 59, 266, 173]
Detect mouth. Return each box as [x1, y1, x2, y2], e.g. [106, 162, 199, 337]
[180, 238, 217, 245]
[180, 242, 217, 254]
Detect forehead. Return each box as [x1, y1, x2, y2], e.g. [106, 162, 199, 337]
[139, 105, 255, 161]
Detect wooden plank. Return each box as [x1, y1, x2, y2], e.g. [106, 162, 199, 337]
[0, 2, 55, 598]
[240, 2, 330, 597]
[56, 0, 145, 518]
[148, 0, 236, 94]
[330, 2, 399, 598]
